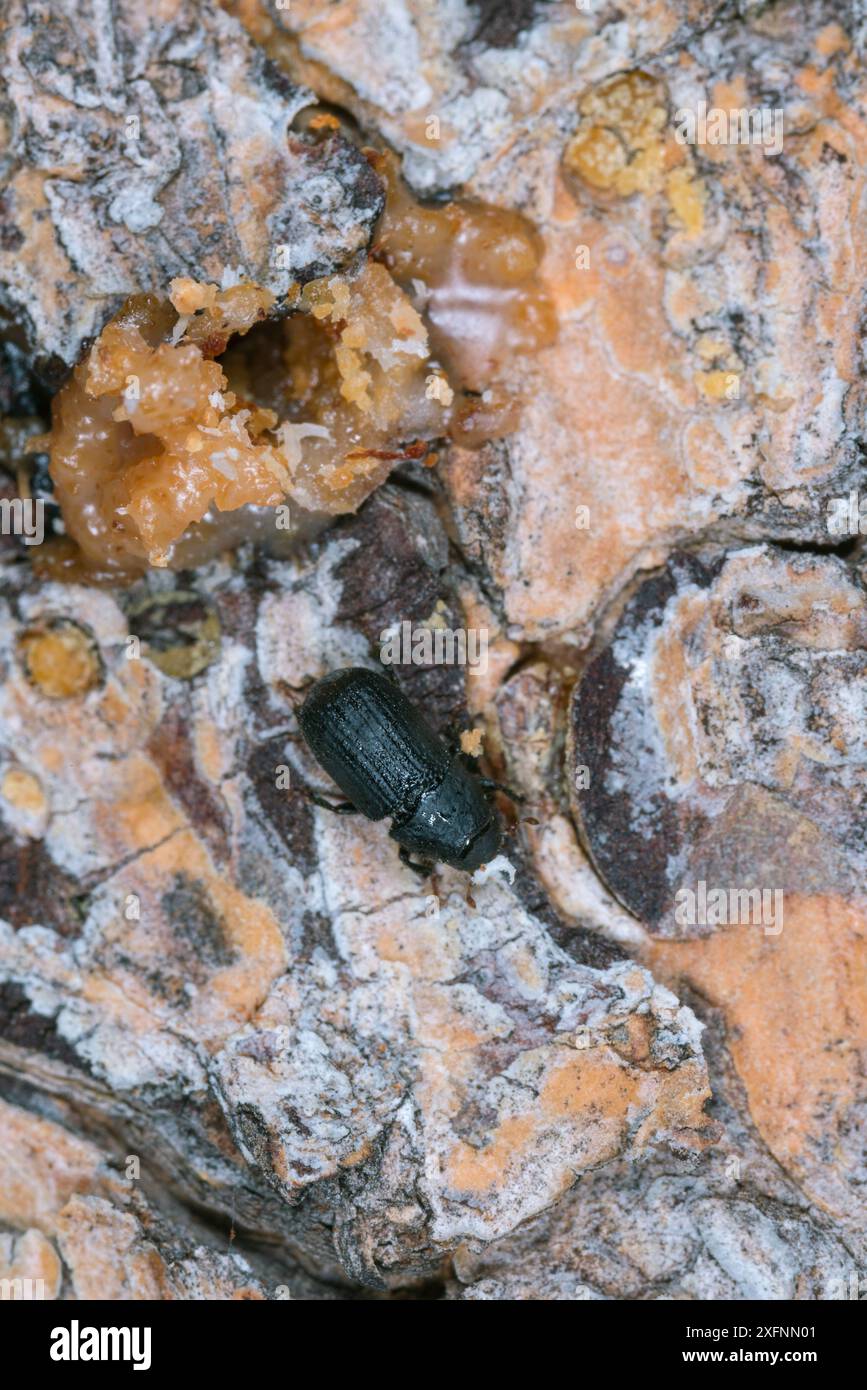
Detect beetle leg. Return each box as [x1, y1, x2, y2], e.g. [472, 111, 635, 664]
[478, 778, 525, 805]
[305, 790, 359, 815]
[399, 846, 433, 878]
[442, 723, 464, 755]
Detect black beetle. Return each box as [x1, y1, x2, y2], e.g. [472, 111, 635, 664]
[297, 667, 503, 873]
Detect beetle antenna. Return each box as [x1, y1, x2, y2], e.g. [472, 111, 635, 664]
[303, 787, 360, 815]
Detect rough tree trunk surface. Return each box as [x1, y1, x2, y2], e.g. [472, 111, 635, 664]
[0, 0, 865, 1300]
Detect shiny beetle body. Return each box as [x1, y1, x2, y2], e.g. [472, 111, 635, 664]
[298, 667, 501, 872]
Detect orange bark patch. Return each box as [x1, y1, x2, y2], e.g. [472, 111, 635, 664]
[0, 1099, 105, 1233]
[646, 894, 867, 1228]
[18, 620, 102, 699]
[443, 1044, 711, 1199]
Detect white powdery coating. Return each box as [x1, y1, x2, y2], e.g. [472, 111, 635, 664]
[472, 854, 516, 887]
[593, 546, 867, 905]
[604, 591, 699, 834]
[402, 88, 513, 193]
[254, 539, 372, 706]
[690, 1200, 800, 1300]
[300, 0, 433, 114]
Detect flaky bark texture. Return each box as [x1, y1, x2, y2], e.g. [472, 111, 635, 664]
[1, 0, 866, 1299]
[0, 0, 383, 376]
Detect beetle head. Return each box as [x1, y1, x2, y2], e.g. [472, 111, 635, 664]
[453, 814, 502, 872]
[392, 762, 502, 872]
